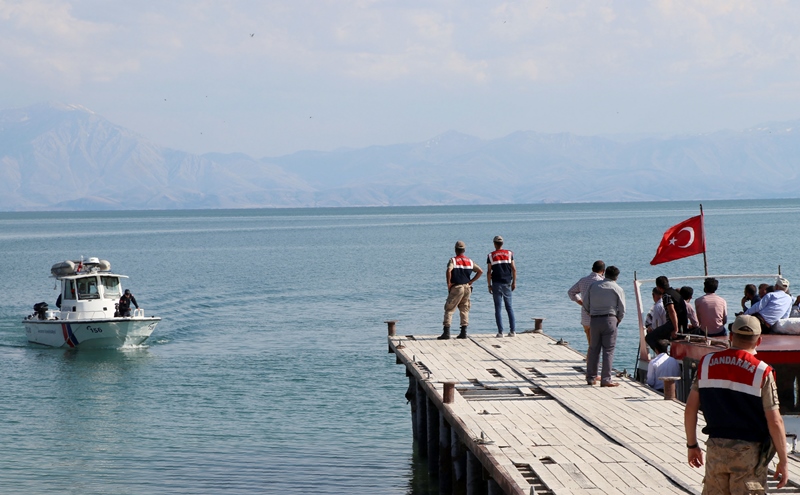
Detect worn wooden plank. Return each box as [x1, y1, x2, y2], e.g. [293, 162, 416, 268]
[388, 332, 736, 494]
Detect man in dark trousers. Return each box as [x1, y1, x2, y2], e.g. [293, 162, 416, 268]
[583, 265, 625, 387]
[438, 241, 483, 340]
[645, 275, 688, 353]
[684, 314, 788, 493]
[118, 289, 139, 317]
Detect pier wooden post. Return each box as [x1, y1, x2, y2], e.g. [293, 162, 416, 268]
[386, 320, 398, 353]
[442, 380, 458, 404]
[427, 396, 440, 476]
[439, 415, 453, 494]
[416, 380, 428, 457]
[532, 317, 545, 333]
[661, 376, 681, 400]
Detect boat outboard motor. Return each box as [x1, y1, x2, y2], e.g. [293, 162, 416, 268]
[33, 302, 49, 320]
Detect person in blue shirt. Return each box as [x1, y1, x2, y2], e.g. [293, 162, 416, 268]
[745, 277, 792, 333]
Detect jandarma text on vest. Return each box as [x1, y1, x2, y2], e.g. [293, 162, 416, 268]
[707, 355, 756, 373]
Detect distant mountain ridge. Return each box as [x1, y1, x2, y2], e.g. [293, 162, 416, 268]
[1, 102, 800, 211]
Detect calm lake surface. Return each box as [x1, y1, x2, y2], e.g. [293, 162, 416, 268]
[1, 200, 798, 494]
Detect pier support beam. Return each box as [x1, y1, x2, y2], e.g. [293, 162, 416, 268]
[416, 380, 428, 457]
[466, 449, 488, 495]
[487, 478, 502, 495]
[407, 372, 418, 440]
[427, 396, 440, 476]
[453, 431, 467, 494]
[439, 415, 453, 494]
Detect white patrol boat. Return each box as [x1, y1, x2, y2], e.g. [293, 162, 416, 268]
[23, 257, 160, 348]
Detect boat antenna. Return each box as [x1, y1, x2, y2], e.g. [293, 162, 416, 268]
[700, 204, 708, 276]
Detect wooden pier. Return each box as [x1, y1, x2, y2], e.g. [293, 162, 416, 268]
[386, 323, 800, 495]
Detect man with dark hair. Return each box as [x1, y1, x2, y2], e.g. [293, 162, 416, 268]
[647, 339, 680, 391]
[695, 277, 728, 337]
[438, 241, 483, 340]
[680, 286, 699, 330]
[758, 283, 771, 299]
[741, 284, 760, 312]
[745, 277, 792, 334]
[583, 265, 625, 387]
[645, 276, 688, 354]
[486, 235, 517, 338]
[568, 260, 605, 345]
[118, 289, 139, 317]
[645, 287, 666, 332]
[685, 315, 788, 492]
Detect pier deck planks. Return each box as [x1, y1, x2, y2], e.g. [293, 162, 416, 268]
[390, 331, 800, 495]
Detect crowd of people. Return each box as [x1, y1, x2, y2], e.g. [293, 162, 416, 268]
[640, 275, 797, 343]
[435, 242, 794, 492]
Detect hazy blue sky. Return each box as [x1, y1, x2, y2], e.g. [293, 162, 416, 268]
[3, 1, 800, 157]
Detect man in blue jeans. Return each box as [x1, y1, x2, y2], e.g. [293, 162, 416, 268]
[487, 236, 517, 337]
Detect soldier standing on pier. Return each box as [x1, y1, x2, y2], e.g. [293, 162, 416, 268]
[486, 235, 517, 338]
[684, 314, 788, 492]
[438, 240, 483, 340]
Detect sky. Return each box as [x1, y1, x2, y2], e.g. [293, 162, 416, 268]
[3, 0, 800, 157]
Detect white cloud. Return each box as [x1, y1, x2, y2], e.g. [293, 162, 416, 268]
[4, 0, 800, 155]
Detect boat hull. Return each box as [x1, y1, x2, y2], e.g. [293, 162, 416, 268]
[23, 317, 160, 348]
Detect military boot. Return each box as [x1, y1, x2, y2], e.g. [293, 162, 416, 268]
[456, 326, 468, 339]
[437, 326, 451, 340]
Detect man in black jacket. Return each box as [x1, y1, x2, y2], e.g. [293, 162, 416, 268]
[645, 276, 688, 353]
[118, 289, 139, 317]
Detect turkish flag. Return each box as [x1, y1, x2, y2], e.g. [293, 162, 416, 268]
[650, 215, 705, 265]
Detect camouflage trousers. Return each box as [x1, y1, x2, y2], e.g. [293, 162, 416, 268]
[443, 284, 471, 327]
[703, 438, 768, 495]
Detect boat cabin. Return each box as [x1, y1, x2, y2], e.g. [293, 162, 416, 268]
[50, 258, 130, 320]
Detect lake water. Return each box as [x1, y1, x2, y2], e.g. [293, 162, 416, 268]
[1, 200, 798, 494]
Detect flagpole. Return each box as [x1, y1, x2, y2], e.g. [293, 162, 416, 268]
[700, 203, 708, 276]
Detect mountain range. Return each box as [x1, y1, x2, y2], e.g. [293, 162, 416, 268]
[2, 102, 800, 211]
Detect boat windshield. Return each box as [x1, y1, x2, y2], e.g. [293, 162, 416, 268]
[101, 276, 121, 299]
[76, 277, 99, 300]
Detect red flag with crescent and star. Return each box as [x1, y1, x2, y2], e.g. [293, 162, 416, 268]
[650, 214, 706, 265]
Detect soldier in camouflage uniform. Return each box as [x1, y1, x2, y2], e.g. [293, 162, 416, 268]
[684, 315, 788, 494]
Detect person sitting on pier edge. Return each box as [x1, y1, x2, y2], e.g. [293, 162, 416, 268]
[684, 314, 788, 492]
[644, 287, 666, 333]
[567, 260, 605, 346]
[646, 339, 680, 392]
[486, 235, 516, 338]
[583, 265, 625, 387]
[438, 241, 483, 340]
[759, 283, 772, 298]
[744, 277, 792, 334]
[741, 284, 760, 312]
[680, 286, 700, 332]
[695, 277, 728, 337]
[645, 276, 688, 354]
[118, 289, 140, 317]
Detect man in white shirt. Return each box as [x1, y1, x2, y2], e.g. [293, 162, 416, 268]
[645, 287, 666, 332]
[647, 340, 680, 391]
